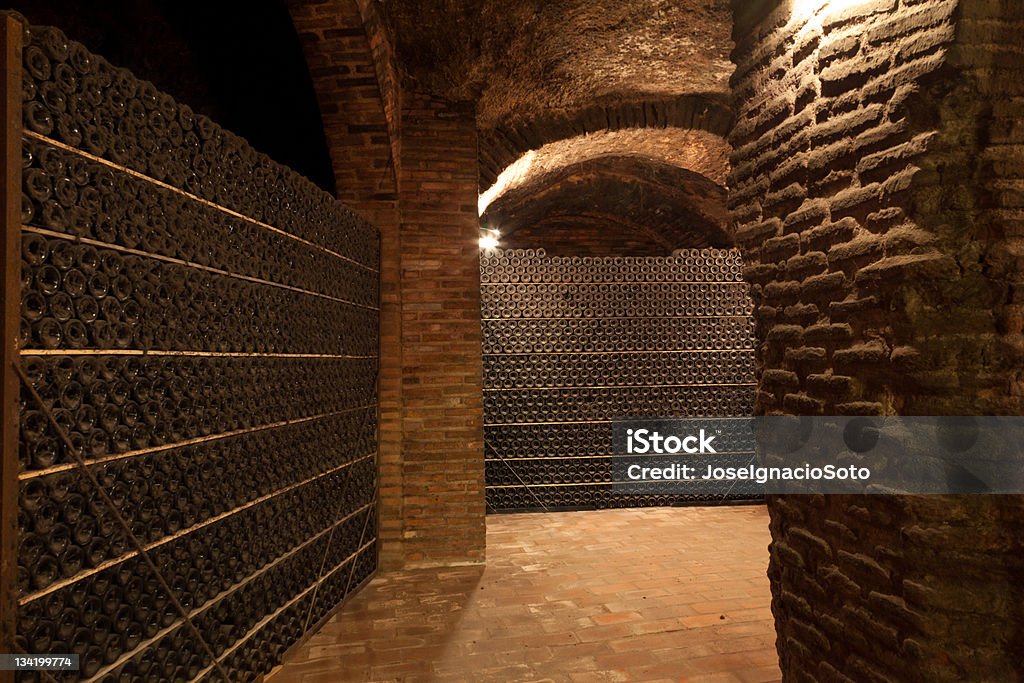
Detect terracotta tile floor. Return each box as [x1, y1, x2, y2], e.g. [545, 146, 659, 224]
[269, 506, 779, 683]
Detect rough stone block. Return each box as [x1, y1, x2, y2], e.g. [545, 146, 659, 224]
[767, 324, 806, 344]
[774, 540, 807, 569]
[787, 251, 829, 279]
[864, 0, 956, 47]
[829, 296, 878, 321]
[763, 232, 802, 263]
[806, 373, 856, 400]
[784, 199, 830, 234]
[819, 30, 860, 66]
[827, 233, 885, 268]
[764, 279, 803, 305]
[833, 341, 890, 372]
[867, 591, 926, 631]
[820, 50, 891, 97]
[856, 132, 935, 182]
[801, 271, 848, 299]
[745, 262, 783, 285]
[810, 104, 885, 146]
[785, 345, 829, 365]
[804, 323, 854, 345]
[791, 528, 834, 559]
[822, 564, 861, 597]
[763, 368, 801, 389]
[854, 253, 958, 288]
[783, 302, 821, 325]
[831, 182, 883, 219]
[865, 207, 906, 232]
[835, 401, 885, 416]
[805, 217, 860, 251]
[765, 182, 809, 215]
[822, 0, 897, 31]
[791, 616, 832, 652]
[784, 392, 826, 414]
[736, 217, 783, 247]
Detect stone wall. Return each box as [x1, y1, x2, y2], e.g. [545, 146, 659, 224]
[728, 0, 1024, 680]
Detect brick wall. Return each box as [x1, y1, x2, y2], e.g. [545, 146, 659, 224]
[287, 0, 397, 211]
[289, 4, 487, 569]
[377, 195, 405, 569]
[951, 1, 1024, 409]
[728, 0, 1024, 680]
[353, 0, 401, 179]
[395, 93, 486, 566]
[287, 0, 412, 568]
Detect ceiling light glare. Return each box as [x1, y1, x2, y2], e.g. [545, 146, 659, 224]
[479, 231, 500, 251]
[791, 0, 878, 23]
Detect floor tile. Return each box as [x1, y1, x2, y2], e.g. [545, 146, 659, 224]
[269, 506, 780, 683]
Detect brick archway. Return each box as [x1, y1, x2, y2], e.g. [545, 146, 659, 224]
[287, 0, 400, 222]
[482, 155, 733, 254]
[479, 93, 733, 191]
[287, 0, 411, 568]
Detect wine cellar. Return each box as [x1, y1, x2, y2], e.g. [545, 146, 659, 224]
[2, 0, 1023, 681]
[7, 20, 379, 682]
[480, 248, 758, 511]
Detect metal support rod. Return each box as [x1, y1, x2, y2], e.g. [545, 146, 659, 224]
[23, 131, 379, 274]
[14, 362, 231, 679]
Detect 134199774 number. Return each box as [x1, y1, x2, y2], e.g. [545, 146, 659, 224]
[0, 655, 80, 671]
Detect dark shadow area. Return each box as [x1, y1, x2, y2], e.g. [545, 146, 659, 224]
[10, 0, 336, 193]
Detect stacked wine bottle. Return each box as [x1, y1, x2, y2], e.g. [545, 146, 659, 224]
[15, 22, 380, 682]
[481, 248, 758, 512]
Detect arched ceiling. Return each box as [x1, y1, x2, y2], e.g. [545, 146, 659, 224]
[481, 156, 732, 256]
[477, 93, 732, 191]
[479, 127, 732, 214]
[382, 0, 734, 130]
[288, 0, 400, 216]
[305, 0, 738, 253]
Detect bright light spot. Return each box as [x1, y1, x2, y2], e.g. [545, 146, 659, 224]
[478, 150, 536, 216]
[791, 0, 879, 23]
[479, 231, 500, 251]
[791, 0, 829, 21]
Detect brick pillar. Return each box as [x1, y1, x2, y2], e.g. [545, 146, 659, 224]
[729, 1, 1024, 680]
[375, 204, 405, 570]
[287, 0, 408, 568]
[391, 92, 486, 567]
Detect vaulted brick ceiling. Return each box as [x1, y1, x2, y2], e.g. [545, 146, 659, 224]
[383, 0, 736, 253]
[383, 0, 733, 128]
[479, 128, 734, 254]
[480, 156, 732, 255]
